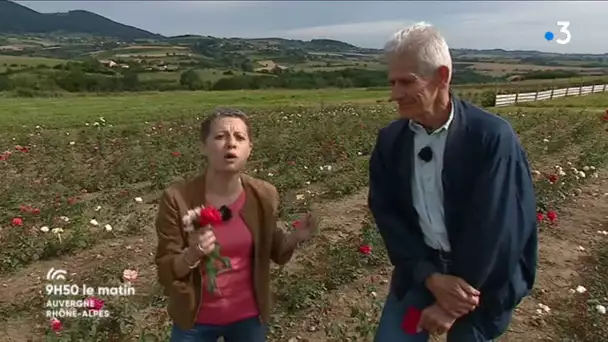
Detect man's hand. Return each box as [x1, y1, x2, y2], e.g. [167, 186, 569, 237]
[416, 303, 456, 335]
[425, 273, 480, 317]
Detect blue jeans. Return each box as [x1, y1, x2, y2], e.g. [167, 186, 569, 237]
[170, 317, 266, 342]
[374, 287, 493, 342]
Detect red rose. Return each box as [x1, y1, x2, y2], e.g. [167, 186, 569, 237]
[199, 207, 222, 227]
[536, 213, 544, 223]
[11, 217, 23, 226]
[401, 307, 422, 334]
[359, 244, 372, 255]
[87, 297, 104, 311]
[547, 174, 558, 184]
[547, 210, 557, 223]
[50, 318, 62, 332]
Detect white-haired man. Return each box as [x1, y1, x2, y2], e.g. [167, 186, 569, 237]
[368, 22, 538, 341]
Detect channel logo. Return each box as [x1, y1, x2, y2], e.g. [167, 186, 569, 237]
[46, 268, 68, 281]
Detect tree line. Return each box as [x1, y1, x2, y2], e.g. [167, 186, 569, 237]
[0, 58, 583, 96]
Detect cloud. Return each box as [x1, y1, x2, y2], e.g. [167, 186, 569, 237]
[284, 20, 412, 38]
[14, 1, 608, 53]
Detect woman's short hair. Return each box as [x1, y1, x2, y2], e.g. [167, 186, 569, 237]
[199, 107, 252, 142]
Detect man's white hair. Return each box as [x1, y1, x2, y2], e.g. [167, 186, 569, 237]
[384, 21, 452, 79]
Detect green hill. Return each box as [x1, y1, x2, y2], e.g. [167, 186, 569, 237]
[0, 0, 160, 40]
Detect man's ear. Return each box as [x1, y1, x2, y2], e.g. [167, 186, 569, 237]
[436, 65, 450, 88]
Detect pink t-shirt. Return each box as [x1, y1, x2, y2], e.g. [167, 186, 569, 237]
[196, 191, 259, 325]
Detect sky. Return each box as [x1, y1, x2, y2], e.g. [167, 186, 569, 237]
[17, 1, 608, 54]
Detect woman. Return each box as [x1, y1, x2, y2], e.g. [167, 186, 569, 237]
[154, 107, 317, 342]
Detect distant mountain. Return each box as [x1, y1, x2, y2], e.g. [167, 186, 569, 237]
[0, 0, 161, 40]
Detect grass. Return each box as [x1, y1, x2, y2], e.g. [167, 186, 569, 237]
[0, 88, 389, 129]
[0, 88, 607, 341]
[138, 68, 270, 83]
[0, 54, 66, 72]
[0, 55, 65, 67]
[462, 62, 599, 76]
[4, 76, 608, 129]
[517, 91, 608, 108]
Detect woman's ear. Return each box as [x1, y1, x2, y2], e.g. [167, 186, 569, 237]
[199, 142, 207, 156]
[244, 141, 253, 159]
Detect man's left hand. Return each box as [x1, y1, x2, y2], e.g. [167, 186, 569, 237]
[416, 303, 457, 335]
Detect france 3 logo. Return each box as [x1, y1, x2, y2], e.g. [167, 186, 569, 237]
[544, 21, 571, 45]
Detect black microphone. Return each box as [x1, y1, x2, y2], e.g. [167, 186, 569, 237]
[219, 205, 232, 221]
[417, 146, 433, 162]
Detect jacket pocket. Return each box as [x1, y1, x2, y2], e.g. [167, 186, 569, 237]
[168, 280, 197, 317]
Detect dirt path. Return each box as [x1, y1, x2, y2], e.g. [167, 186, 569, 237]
[500, 172, 608, 342]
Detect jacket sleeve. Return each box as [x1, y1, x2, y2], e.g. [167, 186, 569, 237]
[368, 131, 439, 285]
[154, 189, 201, 289]
[268, 184, 297, 265]
[450, 145, 537, 291]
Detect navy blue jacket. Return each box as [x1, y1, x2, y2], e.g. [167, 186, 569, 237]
[368, 97, 538, 337]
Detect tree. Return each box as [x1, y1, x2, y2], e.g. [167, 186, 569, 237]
[180, 69, 203, 90]
[0, 74, 12, 91]
[240, 60, 253, 72]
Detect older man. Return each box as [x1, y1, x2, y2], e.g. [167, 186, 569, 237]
[368, 22, 538, 342]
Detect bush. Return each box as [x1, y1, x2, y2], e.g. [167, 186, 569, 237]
[479, 90, 497, 107]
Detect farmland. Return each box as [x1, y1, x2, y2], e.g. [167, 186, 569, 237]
[2, 28, 608, 95]
[0, 86, 607, 342]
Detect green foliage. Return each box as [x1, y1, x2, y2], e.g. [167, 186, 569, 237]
[179, 69, 203, 90]
[479, 89, 497, 107]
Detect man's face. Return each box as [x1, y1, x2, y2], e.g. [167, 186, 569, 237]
[387, 54, 448, 120]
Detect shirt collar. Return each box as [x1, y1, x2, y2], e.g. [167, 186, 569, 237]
[409, 100, 454, 135]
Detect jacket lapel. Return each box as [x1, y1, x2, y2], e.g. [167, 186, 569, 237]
[239, 175, 260, 258]
[393, 123, 415, 210]
[442, 97, 467, 188]
[188, 173, 207, 210]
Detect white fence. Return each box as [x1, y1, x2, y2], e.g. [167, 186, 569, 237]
[495, 84, 608, 107]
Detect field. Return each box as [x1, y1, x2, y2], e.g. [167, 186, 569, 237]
[138, 68, 271, 83]
[457, 62, 605, 77]
[0, 87, 607, 342]
[0, 55, 65, 72]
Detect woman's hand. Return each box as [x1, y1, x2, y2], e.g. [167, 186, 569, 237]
[188, 229, 217, 257]
[293, 212, 318, 243]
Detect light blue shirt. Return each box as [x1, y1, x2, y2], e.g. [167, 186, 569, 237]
[408, 104, 454, 252]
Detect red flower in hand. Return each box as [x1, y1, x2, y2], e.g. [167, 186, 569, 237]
[401, 307, 422, 334]
[199, 207, 222, 227]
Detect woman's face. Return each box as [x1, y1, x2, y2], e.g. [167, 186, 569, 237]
[202, 116, 251, 173]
